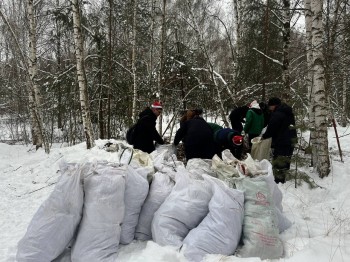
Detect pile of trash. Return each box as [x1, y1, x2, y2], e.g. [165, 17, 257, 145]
[16, 143, 291, 262]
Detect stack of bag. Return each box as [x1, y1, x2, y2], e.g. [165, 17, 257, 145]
[16, 144, 291, 262]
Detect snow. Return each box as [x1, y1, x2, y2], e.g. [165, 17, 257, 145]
[1, 127, 350, 262]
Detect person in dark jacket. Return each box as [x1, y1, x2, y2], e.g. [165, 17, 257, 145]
[259, 101, 270, 127]
[243, 100, 265, 149]
[229, 105, 249, 133]
[133, 101, 164, 153]
[262, 97, 297, 183]
[174, 110, 216, 161]
[208, 122, 243, 159]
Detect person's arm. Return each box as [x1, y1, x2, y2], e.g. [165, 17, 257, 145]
[243, 110, 252, 133]
[174, 122, 187, 145]
[262, 112, 281, 139]
[153, 127, 164, 144]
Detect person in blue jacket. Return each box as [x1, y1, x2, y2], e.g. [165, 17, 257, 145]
[207, 122, 243, 159]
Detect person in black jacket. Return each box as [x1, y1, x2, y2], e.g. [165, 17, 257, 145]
[262, 97, 297, 183]
[133, 101, 164, 153]
[229, 105, 249, 133]
[174, 109, 216, 161]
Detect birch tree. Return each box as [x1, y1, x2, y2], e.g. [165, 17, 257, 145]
[282, 0, 291, 94]
[305, 0, 317, 166]
[310, 0, 330, 177]
[157, 0, 167, 134]
[27, 0, 50, 153]
[71, 0, 95, 149]
[131, 0, 138, 122]
[0, 1, 49, 152]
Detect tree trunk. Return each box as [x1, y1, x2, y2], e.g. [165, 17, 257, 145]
[71, 0, 95, 149]
[305, 0, 317, 167]
[311, 0, 330, 177]
[282, 0, 291, 99]
[131, 0, 138, 122]
[158, 0, 167, 134]
[1, 3, 49, 153]
[107, 0, 113, 139]
[262, 0, 270, 101]
[233, 0, 240, 96]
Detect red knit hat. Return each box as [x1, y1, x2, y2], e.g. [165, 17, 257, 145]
[232, 135, 243, 146]
[151, 101, 163, 109]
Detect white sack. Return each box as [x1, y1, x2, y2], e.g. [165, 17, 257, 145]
[182, 175, 244, 262]
[186, 158, 216, 179]
[71, 165, 125, 262]
[211, 154, 239, 187]
[135, 172, 175, 241]
[235, 176, 283, 259]
[259, 160, 292, 232]
[16, 162, 86, 262]
[151, 167, 212, 248]
[251, 137, 272, 161]
[120, 166, 149, 244]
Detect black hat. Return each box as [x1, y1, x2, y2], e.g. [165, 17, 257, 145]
[268, 97, 281, 106]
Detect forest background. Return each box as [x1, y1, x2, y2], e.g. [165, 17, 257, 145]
[0, 0, 349, 178]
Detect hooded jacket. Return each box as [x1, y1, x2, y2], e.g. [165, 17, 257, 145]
[243, 108, 264, 135]
[262, 103, 297, 147]
[133, 107, 164, 153]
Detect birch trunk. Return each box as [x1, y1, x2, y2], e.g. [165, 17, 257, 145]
[71, 0, 95, 149]
[1, 3, 49, 153]
[233, 0, 240, 97]
[340, 3, 347, 127]
[305, 0, 317, 166]
[131, 0, 138, 122]
[341, 74, 347, 127]
[282, 0, 291, 97]
[107, 0, 113, 139]
[28, 0, 46, 151]
[311, 0, 330, 177]
[158, 0, 167, 134]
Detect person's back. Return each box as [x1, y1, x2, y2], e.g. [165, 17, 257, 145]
[214, 128, 243, 159]
[229, 105, 249, 133]
[243, 100, 264, 148]
[174, 115, 216, 160]
[262, 97, 297, 183]
[133, 101, 164, 153]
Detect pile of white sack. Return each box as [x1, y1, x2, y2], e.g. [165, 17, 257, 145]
[16, 144, 291, 262]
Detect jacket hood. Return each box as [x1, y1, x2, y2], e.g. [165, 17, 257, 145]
[250, 108, 263, 115]
[139, 107, 156, 120]
[276, 103, 294, 118]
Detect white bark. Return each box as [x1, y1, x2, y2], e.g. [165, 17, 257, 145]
[282, 0, 291, 93]
[71, 0, 95, 149]
[157, 0, 166, 134]
[305, 0, 317, 167]
[311, 0, 330, 177]
[1, 1, 49, 152]
[27, 0, 50, 153]
[131, 0, 138, 123]
[341, 3, 347, 127]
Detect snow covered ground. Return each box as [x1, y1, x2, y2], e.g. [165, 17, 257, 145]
[1, 126, 350, 262]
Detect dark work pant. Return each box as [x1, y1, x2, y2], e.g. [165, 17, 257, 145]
[272, 145, 294, 183]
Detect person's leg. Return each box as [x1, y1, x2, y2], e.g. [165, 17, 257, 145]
[272, 146, 293, 183]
